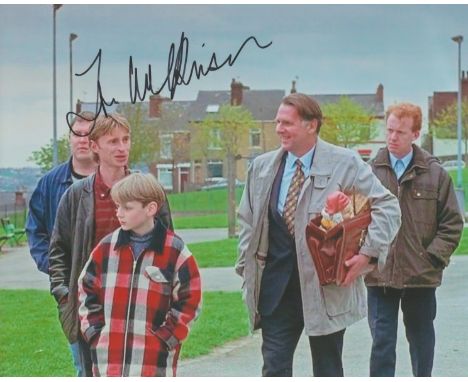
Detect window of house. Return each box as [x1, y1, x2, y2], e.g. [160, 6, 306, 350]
[208, 128, 222, 150]
[250, 128, 261, 147]
[157, 166, 173, 190]
[160, 134, 172, 159]
[207, 161, 223, 178]
[206, 104, 220, 113]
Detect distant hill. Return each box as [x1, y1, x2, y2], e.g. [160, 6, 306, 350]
[0, 167, 42, 192]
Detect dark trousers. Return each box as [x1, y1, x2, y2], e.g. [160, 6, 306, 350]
[78, 334, 93, 377]
[260, 277, 345, 377]
[367, 286, 437, 377]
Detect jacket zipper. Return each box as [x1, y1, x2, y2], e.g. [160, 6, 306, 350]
[391, 171, 412, 285]
[122, 258, 137, 377]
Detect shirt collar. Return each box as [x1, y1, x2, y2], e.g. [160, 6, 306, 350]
[285, 145, 316, 170]
[95, 166, 130, 197]
[94, 167, 111, 198]
[389, 150, 413, 170]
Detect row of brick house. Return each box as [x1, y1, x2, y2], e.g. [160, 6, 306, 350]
[78, 80, 386, 193]
[428, 71, 468, 159]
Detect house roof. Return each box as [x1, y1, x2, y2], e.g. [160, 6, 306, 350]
[310, 93, 384, 117]
[78, 87, 384, 126]
[79, 100, 194, 131]
[188, 89, 285, 121]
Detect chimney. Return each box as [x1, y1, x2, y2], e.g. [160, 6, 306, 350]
[231, 78, 244, 106]
[376, 83, 384, 103]
[15, 190, 26, 208]
[290, 80, 297, 94]
[149, 95, 164, 118]
[462, 73, 468, 101]
[76, 99, 82, 114]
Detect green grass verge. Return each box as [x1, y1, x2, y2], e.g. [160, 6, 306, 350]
[173, 213, 228, 229]
[448, 167, 468, 210]
[167, 188, 243, 212]
[180, 291, 249, 359]
[0, 289, 75, 376]
[0, 289, 248, 376]
[189, 238, 238, 268]
[454, 227, 468, 255]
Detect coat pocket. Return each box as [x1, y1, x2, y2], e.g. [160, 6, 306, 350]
[144, 266, 171, 295]
[320, 284, 353, 317]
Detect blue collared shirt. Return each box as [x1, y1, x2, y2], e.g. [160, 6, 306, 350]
[277, 147, 315, 214]
[389, 150, 413, 179]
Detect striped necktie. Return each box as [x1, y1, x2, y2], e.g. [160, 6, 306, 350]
[283, 159, 305, 236]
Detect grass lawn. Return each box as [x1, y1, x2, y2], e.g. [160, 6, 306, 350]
[0, 289, 249, 377]
[168, 188, 243, 213]
[448, 167, 468, 210]
[454, 227, 468, 255]
[173, 213, 229, 229]
[189, 238, 238, 268]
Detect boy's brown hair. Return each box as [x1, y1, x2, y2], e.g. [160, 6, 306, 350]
[111, 173, 166, 211]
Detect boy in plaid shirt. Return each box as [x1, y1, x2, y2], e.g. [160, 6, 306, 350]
[78, 173, 201, 377]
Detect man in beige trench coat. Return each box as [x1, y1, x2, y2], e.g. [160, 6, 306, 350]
[236, 93, 401, 377]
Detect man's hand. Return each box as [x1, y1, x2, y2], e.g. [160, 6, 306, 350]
[340, 254, 376, 287]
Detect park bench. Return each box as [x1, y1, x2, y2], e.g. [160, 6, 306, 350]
[0, 217, 26, 246]
[0, 233, 14, 252]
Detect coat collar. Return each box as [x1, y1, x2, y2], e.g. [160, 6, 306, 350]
[373, 144, 429, 171]
[114, 217, 167, 254]
[310, 137, 334, 176]
[59, 157, 74, 186]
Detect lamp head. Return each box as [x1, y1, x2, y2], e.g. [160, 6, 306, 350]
[452, 35, 463, 44]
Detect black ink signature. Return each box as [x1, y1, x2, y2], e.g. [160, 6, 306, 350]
[66, 33, 272, 136]
[129, 32, 272, 102]
[66, 49, 119, 136]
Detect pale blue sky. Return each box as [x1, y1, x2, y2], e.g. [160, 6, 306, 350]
[1, 4, 468, 167]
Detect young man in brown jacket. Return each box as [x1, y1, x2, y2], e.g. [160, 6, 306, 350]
[365, 103, 464, 377]
[49, 114, 173, 376]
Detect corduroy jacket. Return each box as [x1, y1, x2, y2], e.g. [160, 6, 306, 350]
[365, 145, 463, 288]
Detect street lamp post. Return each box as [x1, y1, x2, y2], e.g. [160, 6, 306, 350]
[52, 4, 62, 167]
[451, 34, 465, 218]
[69, 33, 78, 114]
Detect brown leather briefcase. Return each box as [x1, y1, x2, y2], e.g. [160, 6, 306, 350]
[305, 209, 371, 286]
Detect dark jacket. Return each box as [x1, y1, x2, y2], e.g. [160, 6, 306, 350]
[26, 158, 73, 274]
[365, 145, 463, 288]
[49, 173, 173, 343]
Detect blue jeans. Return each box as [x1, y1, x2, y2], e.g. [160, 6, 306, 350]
[69, 342, 83, 377]
[367, 286, 437, 377]
[70, 336, 93, 377]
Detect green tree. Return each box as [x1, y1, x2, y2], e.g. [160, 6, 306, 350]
[28, 135, 69, 172]
[117, 103, 160, 166]
[192, 105, 256, 237]
[432, 100, 468, 163]
[320, 96, 378, 148]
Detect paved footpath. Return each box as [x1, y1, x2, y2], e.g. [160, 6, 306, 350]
[180, 256, 468, 377]
[1, 229, 467, 377]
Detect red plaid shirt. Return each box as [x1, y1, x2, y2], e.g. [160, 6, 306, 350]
[78, 220, 202, 377]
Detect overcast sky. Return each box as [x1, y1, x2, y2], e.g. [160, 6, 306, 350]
[1, 4, 468, 167]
